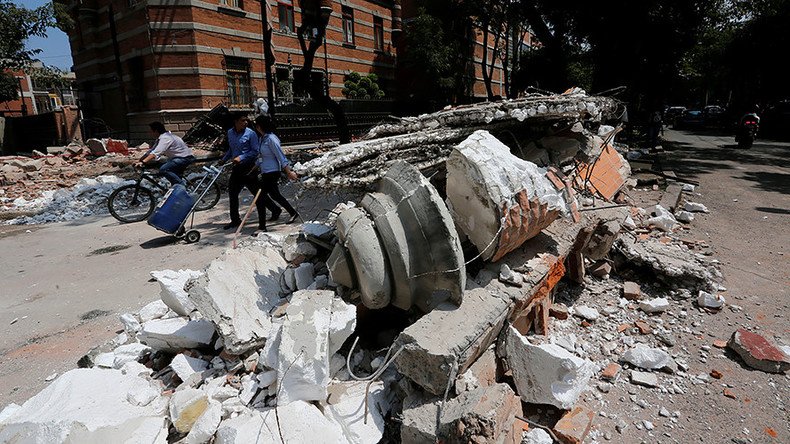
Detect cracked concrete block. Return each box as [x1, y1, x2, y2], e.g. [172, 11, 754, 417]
[394, 288, 510, 395]
[138, 300, 169, 323]
[455, 347, 498, 394]
[443, 383, 521, 444]
[277, 290, 356, 404]
[0, 369, 168, 443]
[505, 326, 594, 409]
[170, 388, 209, 434]
[324, 381, 389, 444]
[185, 400, 222, 444]
[446, 130, 569, 262]
[150, 269, 202, 316]
[112, 342, 151, 369]
[170, 354, 209, 382]
[186, 245, 287, 354]
[214, 401, 344, 444]
[336, 207, 392, 309]
[401, 383, 520, 444]
[138, 317, 215, 351]
[374, 160, 466, 311]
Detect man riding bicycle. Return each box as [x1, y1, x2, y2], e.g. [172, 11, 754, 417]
[135, 122, 196, 185]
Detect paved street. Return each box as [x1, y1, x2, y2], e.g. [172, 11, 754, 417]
[613, 129, 790, 442]
[0, 180, 349, 405]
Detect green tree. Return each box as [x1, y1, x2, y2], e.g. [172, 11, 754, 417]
[0, 0, 72, 103]
[401, 4, 473, 104]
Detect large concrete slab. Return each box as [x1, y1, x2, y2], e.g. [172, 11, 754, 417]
[394, 288, 511, 395]
[186, 245, 287, 354]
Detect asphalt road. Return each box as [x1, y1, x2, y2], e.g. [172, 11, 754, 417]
[0, 179, 351, 406]
[614, 129, 790, 442]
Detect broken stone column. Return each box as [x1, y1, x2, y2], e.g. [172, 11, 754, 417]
[446, 130, 571, 262]
[394, 288, 510, 395]
[186, 245, 287, 354]
[331, 161, 466, 312]
[0, 369, 168, 442]
[504, 325, 594, 409]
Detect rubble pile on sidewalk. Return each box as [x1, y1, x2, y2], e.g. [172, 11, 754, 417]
[294, 90, 620, 188]
[0, 140, 217, 223]
[3, 94, 787, 443]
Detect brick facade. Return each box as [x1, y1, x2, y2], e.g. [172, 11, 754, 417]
[59, 0, 518, 143]
[59, 0, 402, 143]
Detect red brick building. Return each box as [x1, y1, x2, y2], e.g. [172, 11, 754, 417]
[59, 0, 403, 142]
[59, 0, 518, 143]
[1, 63, 77, 117]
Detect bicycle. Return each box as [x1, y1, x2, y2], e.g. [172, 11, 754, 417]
[107, 162, 224, 223]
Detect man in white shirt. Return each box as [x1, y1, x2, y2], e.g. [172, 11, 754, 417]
[135, 122, 196, 185]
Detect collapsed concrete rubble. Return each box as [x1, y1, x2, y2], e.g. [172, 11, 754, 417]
[3, 95, 742, 443]
[294, 91, 620, 188]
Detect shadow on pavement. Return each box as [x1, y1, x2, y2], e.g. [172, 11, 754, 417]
[755, 206, 790, 214]
[740, 172, 790, 195]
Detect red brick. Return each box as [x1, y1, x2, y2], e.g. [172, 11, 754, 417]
[729, 329, 790, 373]
[723, 388, 737, 399]
[601, 362, 621, 380]
[712, 339, 728, 349]
[634, 320, 652, 335]
[710, 369, 723, 379]
[623, 281, 641, 300]
[553, 406, 594, 444]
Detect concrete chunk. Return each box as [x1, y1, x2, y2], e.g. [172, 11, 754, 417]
[630, 370, 659, 387]
[277, 290, 356, 404]
[138, 317, 215, 351]
[728, 329, 790, 373]
[214, 402, 344, 444]
[170, 354, 209, 382]
[138, 300, 169, 322]
[170, 388, 209, 434]
[112, 342, 151, 369]
[394, 288, 510, 395]
[186, 245, 287, 354]
[621, 344, 672, 370]
[0, 369, 168, 443]
[151, 269, 202, 316]
[324, 381, 389, 444]
[443, 383, 521, 444]
[185, 400, 222, 444]
[505, 326, 593, 409]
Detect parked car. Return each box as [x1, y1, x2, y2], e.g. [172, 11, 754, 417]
[703, 105, 726, 126]
[664, 106, 686, 126]
[674, 110, 705, 129]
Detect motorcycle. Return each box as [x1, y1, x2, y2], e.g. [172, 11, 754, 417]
[735, 114, 759, 149]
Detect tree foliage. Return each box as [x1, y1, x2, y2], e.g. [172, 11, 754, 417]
[0, 0, 73, 103]
[342, 72, 384, 99]
[400, 3, 474, 104]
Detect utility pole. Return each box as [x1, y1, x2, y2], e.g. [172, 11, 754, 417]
[260, 0, 276, 121]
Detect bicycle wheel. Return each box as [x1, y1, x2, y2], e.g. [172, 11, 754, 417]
[190, 180, 221, 211]
[108, 184, 156, 223]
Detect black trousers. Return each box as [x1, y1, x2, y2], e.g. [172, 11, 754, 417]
[259, 171, 297, 217]
[228, 163, 279, 227]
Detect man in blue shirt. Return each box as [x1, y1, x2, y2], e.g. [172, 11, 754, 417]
[222, 113, 279, 230]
